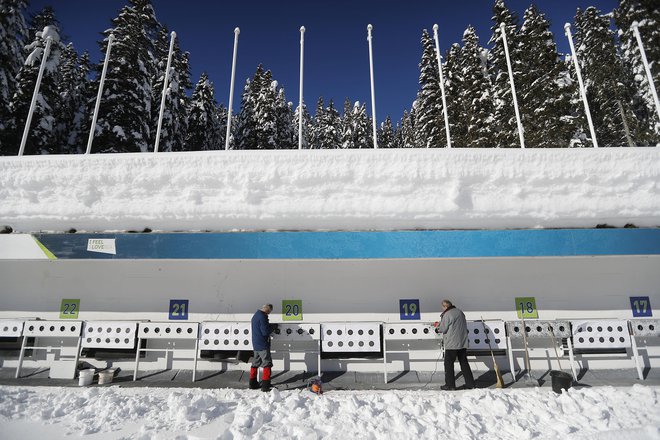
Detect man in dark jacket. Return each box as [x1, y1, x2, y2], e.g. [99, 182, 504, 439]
[434, 299, 475, 390]
[249, 304, 278, 391]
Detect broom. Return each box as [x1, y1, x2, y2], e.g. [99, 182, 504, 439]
[481, 317, 504, 388]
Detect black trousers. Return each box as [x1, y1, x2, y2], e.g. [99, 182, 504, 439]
[444, 348, 475, 388]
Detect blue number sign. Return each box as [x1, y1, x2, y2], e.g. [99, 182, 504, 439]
[630, 296, 652, 317]
[169, 299, 189, 320]
[399, 299, 420, 320]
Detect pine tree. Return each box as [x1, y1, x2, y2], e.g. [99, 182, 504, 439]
[574, 7, 640, 147]
[488, 0, 520, 147]
[57, 45, 90, 153]
[340, 98, 354, 149]
[459, 26, 495, 147]
[235, 73, 258, 149]
[293, 103, 312, 149]
[414, 29, 446, 148]
[254, 69, 278, 149]
[274, 87, 294, 149]
[10, 24, 66, 154]
[152, 26, 192, 151]
[27, 6, 60, 45]
[316, 99, 340, 148]
[378, 115, 395, 148]
[517, 5, 575, 147]
[397, 110, 416, 148]
[92, 0, 159, 153]
[352, 101, 371, 148]
[443, 43, 465, 147]
[185, 72, 223, 150]
[0, 0, 28, 154]
[614, 0, 660, 144]
[310, 97, 324, 149]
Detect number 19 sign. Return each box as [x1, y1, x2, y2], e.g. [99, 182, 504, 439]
[400, 299, 420, 320]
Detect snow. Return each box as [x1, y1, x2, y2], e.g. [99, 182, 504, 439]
[0, 148, 658, 233]
[0, 385, 658, 439]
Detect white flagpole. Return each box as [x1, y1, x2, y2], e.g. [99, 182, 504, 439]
[18, 36, 53, 156]
[631, 21, 660, 132]
[367, 24, 378, 149]
[433, 24, 452, 149]
[500, 23, 525, 149]
[565, 23, 598, 148]
[154, 31, 176, 153]
[299, 26, 305, 150]
[225, 27, 240, 150]
[86, 34, 114, 155]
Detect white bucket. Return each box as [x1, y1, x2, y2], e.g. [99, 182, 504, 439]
[78, 369, 94, 386]
[98, 369, 115, 385]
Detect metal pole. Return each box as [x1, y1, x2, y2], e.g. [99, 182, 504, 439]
[18, 36, 53, 156]
[367, 24, 378, 149]
[500, 23, 525, 149]
[154, 31, 176, 153]
[299, 26, 305, 150]
[632, 22, 660, 131]
[225, 27, 240, 150]
[433, 24, 452, 149]
[565, 23, 598, 148]
[86, 34, 114, 155]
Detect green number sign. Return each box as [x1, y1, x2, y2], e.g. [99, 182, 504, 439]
[282, 300, 303, 321]
[515, 297, 538, 319]
[60, 299, 80, 319]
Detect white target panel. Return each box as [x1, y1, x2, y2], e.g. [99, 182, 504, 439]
[23, 320, 82, 338]
[321, 322, 380, 352]
[272, 323, 320, 341]
[571, 320, 631, 349]
[0, 320, 24, 337]
[506, 320, 571, 339]
[200, 322, 252, 350]
[384, 323, 440, 340]
[138, 322, 199, 340]
[629, 319, 660, 338]
[82, 321, 138, 349]
[466, 321, 507, 350]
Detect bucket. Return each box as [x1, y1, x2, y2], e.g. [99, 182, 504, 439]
[550, 370, 573, 393]
[98, 369, 115, 385]
[78, 369, 94, 386]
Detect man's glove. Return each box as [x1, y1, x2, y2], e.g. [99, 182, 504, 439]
[433, 321, 439, 327]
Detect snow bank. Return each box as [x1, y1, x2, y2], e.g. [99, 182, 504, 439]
[0, 385, 659, 439]
[0, 148, 659, 233]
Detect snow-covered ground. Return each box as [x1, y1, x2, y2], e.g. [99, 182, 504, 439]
[0, 385, 659, 439]
[1, 148, 659, 233]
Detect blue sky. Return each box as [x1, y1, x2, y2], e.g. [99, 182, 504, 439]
[30, 0, 619, 123]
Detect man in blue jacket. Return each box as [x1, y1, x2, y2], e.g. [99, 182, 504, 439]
[249, 304, 278, 391]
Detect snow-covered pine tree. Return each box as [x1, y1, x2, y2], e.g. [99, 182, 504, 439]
[274, 87, 294, 149]
[0, 0, 28, 154]
[185, 72, 223, 150]
[517, 5, 575, 148]
[414, 29, 446, 148]
[293, 102, 312, 149]
[57, 45, 91, 153]
[352, 101, 371, 148]
[614, 0, 660, 144]
[396, 109, 416, 148]
[574, 7, 641, 147]
[339, 98, 354, 149]
[253, 68, 278, 149]
[378, 115, 395, 148]
[235, 72, 258, 149]
[151, 26, 192, 151]
[443, 43, 466, 147]
[310, 97, 324, 149]
[316, 99, 340, 148]
[27, 5, 60, 45]
[488, 0, 520, 148]
[459, 26, 495, 147]
[92, 0, 159, 153]
[10, 25, 66, 154]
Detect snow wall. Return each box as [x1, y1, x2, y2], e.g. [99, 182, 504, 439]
[1, 148, 659, 232]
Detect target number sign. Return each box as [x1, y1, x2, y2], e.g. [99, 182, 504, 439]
[630, 296, 652, 317]
[282, 300, 303, 321]
[169, 299, 189, 320]
[515, 297, 538, 319]
[59, 299, 80, 319]
[400, 299, 420, 320]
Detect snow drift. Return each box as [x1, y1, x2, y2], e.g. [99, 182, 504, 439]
[0, 148, 658, 233]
